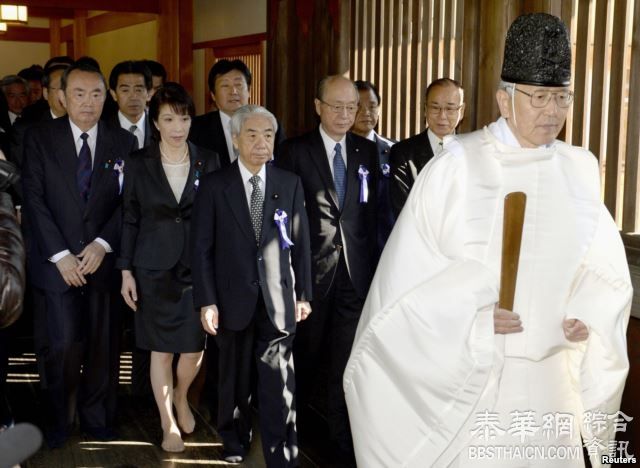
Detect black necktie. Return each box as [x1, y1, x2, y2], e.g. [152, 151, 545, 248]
[77, 132, 92, 200]
[249, 175, 264, 244]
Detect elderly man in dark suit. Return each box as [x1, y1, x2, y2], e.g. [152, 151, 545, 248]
[189, 59, 285, 167]
[192, 105, 311, 466]
[277, 75, 379, 466]
[390, 78, 465, 217]
[22, 60, 137, 447]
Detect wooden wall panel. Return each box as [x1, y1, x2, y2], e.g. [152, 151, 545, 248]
[622, 0, 640, 232]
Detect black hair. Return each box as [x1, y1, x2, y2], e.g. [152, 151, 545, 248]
[354, 80, 381, 105]
[143, 60, 167, 82]
[42, 63, 71, 89]
[18, 65, 44, 83]
[44, 56, 74, 70]
[60, 59, 107, 92]
[108, 60, 153, 91]
[148, 82, 195, 140]
[207, 59, 252, 93]
[425, 78, 463, 101]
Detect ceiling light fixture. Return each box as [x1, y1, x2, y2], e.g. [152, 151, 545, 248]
[0, 4, 28, 24]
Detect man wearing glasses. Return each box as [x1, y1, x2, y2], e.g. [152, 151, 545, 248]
[389, 78, 464, 217]
[345, 13, 630, 468]
[277, 75, 379, 467]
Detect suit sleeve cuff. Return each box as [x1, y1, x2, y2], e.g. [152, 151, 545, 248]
[94, 237, 113, 253]
[49, 250, 71, 263]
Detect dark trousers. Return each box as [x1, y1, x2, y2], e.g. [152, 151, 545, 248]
[33, 285, 121, 435]
[216, 295, 297, 468]
[0, 327, 10, 426]
[294, 255, 363, 461]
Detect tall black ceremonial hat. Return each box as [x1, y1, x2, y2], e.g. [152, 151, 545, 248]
[501, 13, 571, 87]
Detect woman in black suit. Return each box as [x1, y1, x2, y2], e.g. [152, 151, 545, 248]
[118, 83, 219, 452]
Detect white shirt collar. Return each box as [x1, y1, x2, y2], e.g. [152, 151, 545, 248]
[238, 158, 267, 208]
[8, 111, 19, 125]
[318, 124, 347, 158]
[427, 128, 444, 155]
[219, 111, 237, 162]
[69, 119, 98, 159]
[118, 110, 145, 129]
[118, 110, 145, 148]
[69, 119, 98, 142]
[238, 158, 267, 185]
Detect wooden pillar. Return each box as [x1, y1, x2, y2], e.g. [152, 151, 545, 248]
[178, 0, 194, 94]
[459, 0, 480, 134]
[470, 0, 519, 130]
[158, 0, 179, 81]
[73, 10, 88, 58]
[267, 0, 351, 137]
[50, 18, 61, 57]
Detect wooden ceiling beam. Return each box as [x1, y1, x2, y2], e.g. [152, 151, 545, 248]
[59, 12, 157, 42]
[0, 26, 49, 42]
[9, 0, 159, 14]
[29, 7, 75, 18]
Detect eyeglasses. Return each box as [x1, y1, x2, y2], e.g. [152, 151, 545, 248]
[426, 104, 463, 116]
[514, 87, 574, 108]
[319, 100, 358, 114]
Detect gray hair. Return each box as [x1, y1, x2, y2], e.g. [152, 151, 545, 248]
[1, 75, 29, 94]
[230, 104, 278, 137]
[499, 80, 515, 96]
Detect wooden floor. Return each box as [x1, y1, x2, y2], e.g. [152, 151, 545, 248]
[6, 347, 317, 468]
[4, 318, 639, 467]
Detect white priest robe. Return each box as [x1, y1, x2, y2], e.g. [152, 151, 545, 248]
[343, 118, 632, 468]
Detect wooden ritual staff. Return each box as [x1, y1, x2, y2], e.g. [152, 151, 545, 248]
[499, 192, 527, 311]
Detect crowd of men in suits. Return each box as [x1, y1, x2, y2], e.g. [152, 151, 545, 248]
[0, 55, 465, 467]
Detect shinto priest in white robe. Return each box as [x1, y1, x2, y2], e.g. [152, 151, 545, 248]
[343, 117, 632, 467]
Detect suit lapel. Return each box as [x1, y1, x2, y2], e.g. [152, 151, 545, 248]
[260, 165, 279, 245]
[144, 112, 152, 148]
[179, 142, 200, 206]
[308, 129, 340, 210]
[89, 121, 111, 195]
[143, 143, 177, 205]
[343, 132, 366, 210]
[213, 112, 232, 166]
[224, 163, 256, 244]
[53, 117, 84, 211]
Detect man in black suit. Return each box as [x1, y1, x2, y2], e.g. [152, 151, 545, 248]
[1, 75, 29, 127]
[108, 61, 153, 149]
[277, 75, 379, 466]
[352, 80, 396, 250]
[9, 63, 69, 176]
[189, 59, 285, 168]
[192, 105, 312, 466]
[390, 78, 465, 217]
[22, 60, 137, 447]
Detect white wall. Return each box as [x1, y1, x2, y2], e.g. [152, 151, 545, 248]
[0, 41, 50, 78]
[193, 0, 266, 43]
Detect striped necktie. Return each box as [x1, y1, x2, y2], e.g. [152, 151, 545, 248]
[333, 142, 346, 209]
[77, 132, 92, 200]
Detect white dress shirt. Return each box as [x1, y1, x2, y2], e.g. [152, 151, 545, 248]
[118, 111, 145, 149]
[427, 128, 444, 156]
[238, 159, 266, 210]
[50, 120, 112, 263]
[220, 111, 237, 163]
[319, 124, 347, 179]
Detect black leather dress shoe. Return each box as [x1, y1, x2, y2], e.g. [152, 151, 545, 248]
[45, 428, 69, 449]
